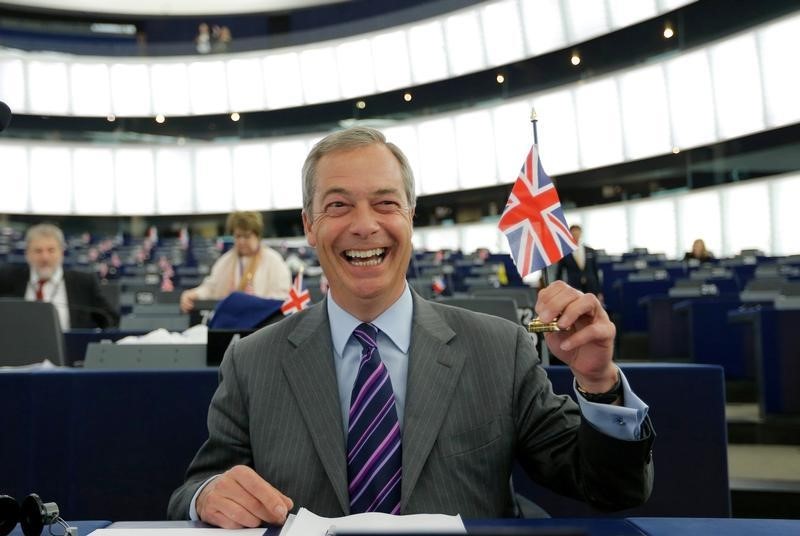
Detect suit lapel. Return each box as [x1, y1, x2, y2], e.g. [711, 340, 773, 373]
[401, 294, 463, 508]
[281, 300, 350, 513]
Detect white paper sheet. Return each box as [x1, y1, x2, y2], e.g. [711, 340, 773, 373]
[281, 507, 466, 535]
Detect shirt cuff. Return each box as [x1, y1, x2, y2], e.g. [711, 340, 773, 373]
[189, 474, 220, 521]
[574, 369, 649, 441]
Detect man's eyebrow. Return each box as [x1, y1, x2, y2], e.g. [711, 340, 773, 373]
[319, 187, 402, 197]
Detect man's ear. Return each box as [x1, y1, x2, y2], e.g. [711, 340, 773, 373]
[301, 210, 316, 247]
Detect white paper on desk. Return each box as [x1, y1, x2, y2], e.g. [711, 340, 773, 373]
[87, 529, 266, 536]
[281, 507, 465, 535]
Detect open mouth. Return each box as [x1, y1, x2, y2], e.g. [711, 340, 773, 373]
[344, 247, 386, 266]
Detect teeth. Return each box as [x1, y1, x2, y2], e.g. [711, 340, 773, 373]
[345, 248, 385, 258]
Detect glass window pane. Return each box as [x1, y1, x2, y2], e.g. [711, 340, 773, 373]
[371, 31, 412, 92]
[70, 63, 111, 117]
[574, 78, 624, 169]
[28, 61, 69, 115]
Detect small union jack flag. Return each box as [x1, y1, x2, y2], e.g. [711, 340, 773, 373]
[498, 145, 577, 278]
[431, 275, 446, 295]
[281, 270, 311, 315]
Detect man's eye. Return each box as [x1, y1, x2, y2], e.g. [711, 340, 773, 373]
[376, 200, 401, 212]
[324, 202, 350, 215]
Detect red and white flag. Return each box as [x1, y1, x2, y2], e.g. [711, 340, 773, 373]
[281, 270, 311, 315]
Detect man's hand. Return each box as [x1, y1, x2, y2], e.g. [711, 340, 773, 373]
[180, 289, 197, 313]
[196, 465, 294, 529]
[535, 281, 618, 392]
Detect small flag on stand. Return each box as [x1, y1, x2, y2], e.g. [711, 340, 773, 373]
[281, 270, 311, 315]
[498, 144, 577, 278]
[431, 275, 446, 295]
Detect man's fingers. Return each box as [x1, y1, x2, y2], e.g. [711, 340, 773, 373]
[216, 495, 265, 528]
[557, 318, 615, 353]
[227, 466, 293, 523]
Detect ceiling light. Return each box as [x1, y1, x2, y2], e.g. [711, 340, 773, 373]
[663, 23, 674, 39]
[106, 114, 115, 122]
[230, 112, 240, 122]
[403, 92, 413, 102]
[355, 100, 366, 110]
[155, 114, 165, 124]
[571, 52, 581, 66]
[496, 74, 505, 84]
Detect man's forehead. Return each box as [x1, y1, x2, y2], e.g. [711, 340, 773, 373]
[28, 237, 62, 249]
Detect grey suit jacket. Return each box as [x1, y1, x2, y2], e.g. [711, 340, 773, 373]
[168, 291, 653, 519]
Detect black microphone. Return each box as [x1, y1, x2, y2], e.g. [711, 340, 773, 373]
[0, 101, 11, 132]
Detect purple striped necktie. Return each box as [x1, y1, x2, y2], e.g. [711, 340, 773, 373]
[347, 323, 402, 514]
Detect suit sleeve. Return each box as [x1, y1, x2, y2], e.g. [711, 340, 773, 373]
[167, 340, 253, 519]
[87, 274, 119, 328]
[512, 327, 654, 511]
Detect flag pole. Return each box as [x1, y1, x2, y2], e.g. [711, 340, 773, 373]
[531, 108, 549, 289]
[528, 107, 561, 335]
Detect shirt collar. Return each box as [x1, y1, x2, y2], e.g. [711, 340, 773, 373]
[328, 283, 413, 358]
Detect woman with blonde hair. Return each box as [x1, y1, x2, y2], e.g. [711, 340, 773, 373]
[180, 212, 291, 312]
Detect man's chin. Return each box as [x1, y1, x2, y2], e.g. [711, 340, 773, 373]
[34, 267, 55, 279]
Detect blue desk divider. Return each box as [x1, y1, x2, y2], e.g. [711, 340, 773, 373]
[0, 364, 729, 521]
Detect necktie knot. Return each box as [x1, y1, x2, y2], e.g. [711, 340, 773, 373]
[353, 323, 378, 352]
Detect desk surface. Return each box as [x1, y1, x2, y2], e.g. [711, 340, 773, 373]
[104, 518, 800, 536]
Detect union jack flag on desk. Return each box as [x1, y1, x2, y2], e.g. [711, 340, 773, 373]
[281, 270, 311, 315]
[498, 145, 577, 278]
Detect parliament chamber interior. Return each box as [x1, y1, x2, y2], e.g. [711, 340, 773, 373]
[1, 0, 799, 534]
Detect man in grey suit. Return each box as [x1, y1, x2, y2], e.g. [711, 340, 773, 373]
[169, 127, 653, 528]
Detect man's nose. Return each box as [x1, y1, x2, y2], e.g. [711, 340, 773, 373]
[348, 204, 381, 236]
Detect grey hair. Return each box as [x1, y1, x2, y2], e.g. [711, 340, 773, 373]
[301, 126, 416, 215]
[25, 223, 66, 249]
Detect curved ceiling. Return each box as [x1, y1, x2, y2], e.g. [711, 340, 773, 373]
[0, 0, 344, 16]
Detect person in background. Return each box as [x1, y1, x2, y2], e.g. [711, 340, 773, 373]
[169, 127, 653, 527]
[555, 224, 603, 301]
[180, 211, 291, 313]
[683, 239, 714, 262]
[0, 223, 119, 329]
[195, 23, 211, 54]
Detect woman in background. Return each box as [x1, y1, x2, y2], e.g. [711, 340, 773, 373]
[683, 238, 714, 262]
[180, 211, 291, 312]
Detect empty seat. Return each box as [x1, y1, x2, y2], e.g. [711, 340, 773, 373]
[0, 299, 65, 366]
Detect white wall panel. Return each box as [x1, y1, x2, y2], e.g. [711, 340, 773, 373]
[0, 57, 25, 110]
[454, 110, 497, 189]
[70, 63, 111, 116]
[110, 63, 152, 116]
[232, 143, 271, 210]
[28, 61, 69, 115]
[757, 14, 800, 127]
[115, 148, 155, 214]
[151, 63, 191, 116]
[574, 78, 624, 169]
[618, 65, 672, 159]
[29, 147, 72, 214]
[194, 147, 233, 213]
[0, 145, 28, 213]
[155, 148, 194, 214]
[710, 34, 764, 139]
[73, 148, 114, 214]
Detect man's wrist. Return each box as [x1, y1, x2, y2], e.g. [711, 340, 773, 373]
[576, 370, 623, 404]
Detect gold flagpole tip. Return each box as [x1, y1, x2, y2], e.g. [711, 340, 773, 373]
[530, 108, 538, 121]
